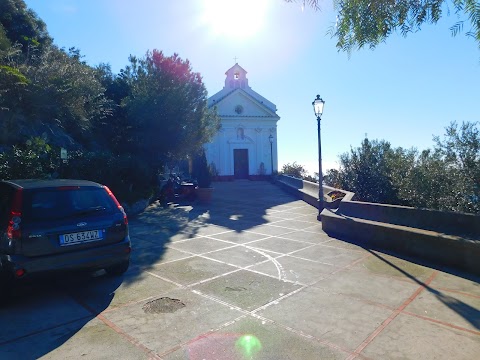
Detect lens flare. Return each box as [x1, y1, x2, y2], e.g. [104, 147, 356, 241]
[235, 334, 262, 358]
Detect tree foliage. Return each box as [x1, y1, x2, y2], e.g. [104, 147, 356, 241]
[0, 0, 219, 205]
[280, 162, 319, 182]
[0, 0, 52, 55]
[0, 137, 58, 179]
[324, 138, 410, 204]
[0, 45, 112, 146]
[281, 162, 309, 179]
[192, 149, 212, 188]
[286, 0, 480, 53]
[324, 122, 480, 213]
[123, 50, 220, 165]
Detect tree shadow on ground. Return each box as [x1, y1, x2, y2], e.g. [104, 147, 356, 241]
[0, 181, 302, 359]
[185, 180, 301, 232]
[0, 272, 123, 359]
[122, 180, 302, 275]
[120, 180, 307, 288]
[370, 250, 480, 331]
[326, 233, 480, 331]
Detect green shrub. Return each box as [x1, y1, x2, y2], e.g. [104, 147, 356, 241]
[0, 139, 155, 205]
[0, 137, 58, 180]
[193, 149, 212, 188]
[67, 151, 155, 204]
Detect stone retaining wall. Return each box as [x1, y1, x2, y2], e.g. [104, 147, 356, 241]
[275, 175, 354, 209]
[275, 175, 480, 275]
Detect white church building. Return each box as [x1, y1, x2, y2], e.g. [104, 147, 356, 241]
[205, 63, 280, 180]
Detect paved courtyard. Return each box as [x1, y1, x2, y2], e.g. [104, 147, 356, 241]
[1, 180, 479, 359]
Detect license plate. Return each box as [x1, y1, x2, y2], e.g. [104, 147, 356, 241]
[60, 230, 104, 246]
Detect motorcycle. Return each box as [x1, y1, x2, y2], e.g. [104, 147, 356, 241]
[158, 174, 197, 205]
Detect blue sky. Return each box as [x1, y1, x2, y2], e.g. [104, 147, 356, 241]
[24, 0, 480, 175]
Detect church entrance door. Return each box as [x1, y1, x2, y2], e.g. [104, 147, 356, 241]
[234, 149, 249, 179]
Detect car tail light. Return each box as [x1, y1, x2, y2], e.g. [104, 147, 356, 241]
[7, 189, 23, 240]
[104, 186, 128, 224]
[15, 268, 26, 278]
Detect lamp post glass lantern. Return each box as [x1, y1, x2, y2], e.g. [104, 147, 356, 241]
[268, 134, 274, 175]
[312, 95, 325, 217]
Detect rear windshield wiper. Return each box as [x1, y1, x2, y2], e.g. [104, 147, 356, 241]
[73, 206, 106, 216]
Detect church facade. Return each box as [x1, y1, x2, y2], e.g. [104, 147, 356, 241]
[205, 63, 280, 180]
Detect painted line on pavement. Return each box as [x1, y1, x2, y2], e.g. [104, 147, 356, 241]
[345, 270, 439, 360]
[166, 242, 239, 255]
[144, 270, 187, 288]
[434, 287, 480, 300]
[203, 233, 274, 243]
[250, 312, 355, 357]
[158, 330, 219, 358]
[132, 254, 196, 268]
[402, 310, 480, 336]
[69, 296, 163, 360]
[186, 268, 243, 288]
[250, 285, 307, 314]
[169, 265, 360, 359]
[241, 244, 287, 280]
[190, 289, 251, 314]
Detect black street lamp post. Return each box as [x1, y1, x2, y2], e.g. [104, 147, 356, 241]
[312, 95, 325, 219]
[269, 134, 274, 175]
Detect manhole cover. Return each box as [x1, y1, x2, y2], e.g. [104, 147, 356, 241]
[142, 297, 185, 314]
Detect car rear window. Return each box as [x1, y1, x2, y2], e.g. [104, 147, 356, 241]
[24, 187, 116, 221]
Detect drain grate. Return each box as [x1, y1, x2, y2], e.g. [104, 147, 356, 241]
[142, 297, 186, 314]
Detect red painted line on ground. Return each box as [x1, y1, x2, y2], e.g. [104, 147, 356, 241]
[188, 288, 357, 357]
[256, 314, 355, 356]
[402, 310, 480, 336]
[97, 313, 163, 360]
[158, 316, 249, 358]
[345, 270, 439, 360]
[435, 287, 480, 300]
[71, 296, 162, 360]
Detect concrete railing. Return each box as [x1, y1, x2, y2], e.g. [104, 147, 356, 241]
[275, 175, 480, 276]
[275, 174, 354, 209]
[327, 200, 480, 237]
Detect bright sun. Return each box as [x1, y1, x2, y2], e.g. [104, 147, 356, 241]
[200, 0, 270, 40]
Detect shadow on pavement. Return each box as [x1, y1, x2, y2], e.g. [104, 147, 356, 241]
[126, 180, 299, 271]
[0, 273, 123, 359]
[369, 250, 480, 331]
[327, 232, 480, 331]
[0, 180, 303, 359]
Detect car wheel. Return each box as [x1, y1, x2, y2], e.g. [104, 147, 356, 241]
[105, 260, 130, 276]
